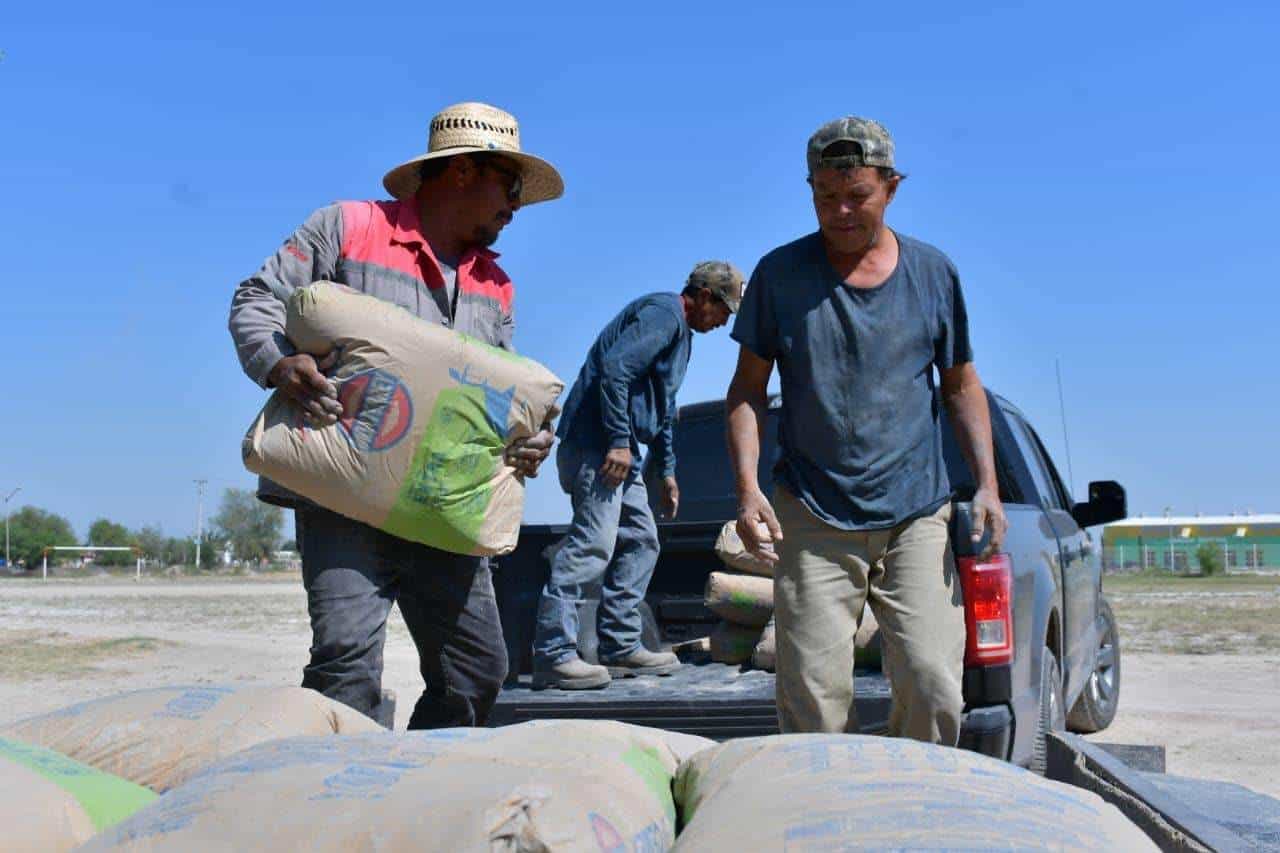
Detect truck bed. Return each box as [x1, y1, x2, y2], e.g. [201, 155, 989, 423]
[489, 662, 892, 741]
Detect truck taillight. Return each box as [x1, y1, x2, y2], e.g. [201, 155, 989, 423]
[958, 553, 1013, 667]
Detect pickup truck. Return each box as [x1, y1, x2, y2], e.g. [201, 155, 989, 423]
[489, 389, 1127, 773]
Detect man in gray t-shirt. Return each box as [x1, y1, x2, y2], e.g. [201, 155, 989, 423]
[726, 116, 1008, 744]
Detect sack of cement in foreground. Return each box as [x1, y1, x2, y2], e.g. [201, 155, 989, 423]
[242, 282, 564, 557]
[84, 720, 715, 852]
[713, 520, 775, 577]
[704, 571, 773, 628]
[709, 620, 762, 664]
[1, 685, 380, 793]
[0, 737, 156, 852]
[672, 734, 1157, 852]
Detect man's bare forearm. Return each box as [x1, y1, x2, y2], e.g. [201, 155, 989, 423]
[942, 364, 998, 493]
[727, 374, 769, 496]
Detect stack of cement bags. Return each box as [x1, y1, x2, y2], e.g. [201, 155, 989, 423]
[672, 734, 1159, 851]
[2, 685, 381, 792]
[243, 282, 564, 557]
[84, 720, 713, 851]
[696, 521, 881, 672]
[0, 737, 156, 851]
[10, 686, 1161, 850]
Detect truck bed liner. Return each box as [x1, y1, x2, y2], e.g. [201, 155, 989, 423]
[490, 663, 892, 741]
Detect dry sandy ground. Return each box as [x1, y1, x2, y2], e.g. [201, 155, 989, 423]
[2, 576, 1278, 800]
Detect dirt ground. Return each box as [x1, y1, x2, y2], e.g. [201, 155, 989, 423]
[1, 575, 1278, 800]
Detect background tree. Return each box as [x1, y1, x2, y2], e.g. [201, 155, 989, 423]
[212, 488, 281, 563]
[6, 506, 77, 568]
[162, 536, 191, 567]
[1195, 542, 1224, 577]
[199, 531, 227, 570]
[134, 525, 166, 563]
[87, 518, 135, 566]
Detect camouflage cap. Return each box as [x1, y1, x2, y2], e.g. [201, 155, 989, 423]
[806, 116, 895, 175]
[686, 260, 744, 313]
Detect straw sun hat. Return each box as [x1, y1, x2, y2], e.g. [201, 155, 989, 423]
[382, 102, 564, 206]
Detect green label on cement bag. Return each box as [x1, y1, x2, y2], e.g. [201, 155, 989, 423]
[621, 745, 677, 828]
[385, 367, 514, 554]
[0, 737, 157, 830]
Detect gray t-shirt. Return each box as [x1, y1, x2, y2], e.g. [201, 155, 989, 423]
[731, 231, 973, 531]
[433, 258, 458, 321]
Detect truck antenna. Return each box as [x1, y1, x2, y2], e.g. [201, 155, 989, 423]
[1055, 358, 1077, 500]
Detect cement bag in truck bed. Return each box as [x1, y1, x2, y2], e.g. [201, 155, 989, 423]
[242, 282, 564, 557]
[672, 734, 1157, 852]
[86, 720, 714, 852]
[0, 737, 156, 852]
[704, 570, 773, 628]
[713, 520, 775, 577]
[1, 685, 380, 792]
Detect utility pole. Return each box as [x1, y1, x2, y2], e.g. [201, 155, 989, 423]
[4, 487, 21, 569]
[194, 480, 208, 569]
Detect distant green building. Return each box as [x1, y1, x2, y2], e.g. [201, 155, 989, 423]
[1102, 514, 1280, 573]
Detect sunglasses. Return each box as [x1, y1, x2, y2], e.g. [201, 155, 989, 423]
[484, 161, 524, 204]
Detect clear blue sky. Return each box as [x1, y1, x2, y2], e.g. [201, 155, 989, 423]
[3, 1, 1277, 542]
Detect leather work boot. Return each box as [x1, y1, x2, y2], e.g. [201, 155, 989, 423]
[601, 648, 681, 678]
[531, 656, 612, 690]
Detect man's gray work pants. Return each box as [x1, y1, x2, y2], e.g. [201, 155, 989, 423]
[296, 504, 508, 729]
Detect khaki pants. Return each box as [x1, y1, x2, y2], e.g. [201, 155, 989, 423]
[773, 487, 965, 745]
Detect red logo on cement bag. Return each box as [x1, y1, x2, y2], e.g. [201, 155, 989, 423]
[589, 812, 626, 853]
[336, 369, 413, 452]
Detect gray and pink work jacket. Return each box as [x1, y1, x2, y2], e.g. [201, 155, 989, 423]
[228, 198, 517, 506]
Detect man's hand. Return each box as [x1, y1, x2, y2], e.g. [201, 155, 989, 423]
[505, 428, 555, 478]
[599, 447, 633, 488]
[970, 486, 1008, 559]
[736, 487, 783, 565]
[268, 352, 341, 426]
[661, 476, 680, 519]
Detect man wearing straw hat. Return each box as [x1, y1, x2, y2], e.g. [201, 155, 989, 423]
[726, 116, 1007, 744]
[531, 262, 744, 690]
[229, 102, 563, 728]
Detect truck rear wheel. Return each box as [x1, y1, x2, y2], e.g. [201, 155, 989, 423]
[1031, 646, 1065, 776]
[1067, 597, 1121, 733]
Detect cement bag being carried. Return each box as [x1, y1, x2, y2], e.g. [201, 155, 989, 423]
[242, 282, 564, 557]
[86, 720, 715, 852]
[672, 734, 1157, 852]
[704, 571, 773, 628]
[1, 685, 380, 792]
[713, 520, 774, 577]
[0, 737, 156, 852]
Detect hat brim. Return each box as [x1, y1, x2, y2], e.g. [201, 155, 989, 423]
[382, 147, 564, 206]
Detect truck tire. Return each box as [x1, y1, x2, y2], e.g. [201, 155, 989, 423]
[576, 600, 662, 665]
[1067, 597, 1121, 733]
[1031, 646, 1065, 776]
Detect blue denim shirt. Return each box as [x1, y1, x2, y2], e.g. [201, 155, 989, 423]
[556, 292, 692, 477]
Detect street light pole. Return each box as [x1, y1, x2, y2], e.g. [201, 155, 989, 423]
[194, 480, 208, 569]
[4, 487, 21, 569]
[1165, 506, 1175, 574]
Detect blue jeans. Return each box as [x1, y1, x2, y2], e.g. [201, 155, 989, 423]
[532, 443, 660, 668]
[296, 504, 508, 729]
